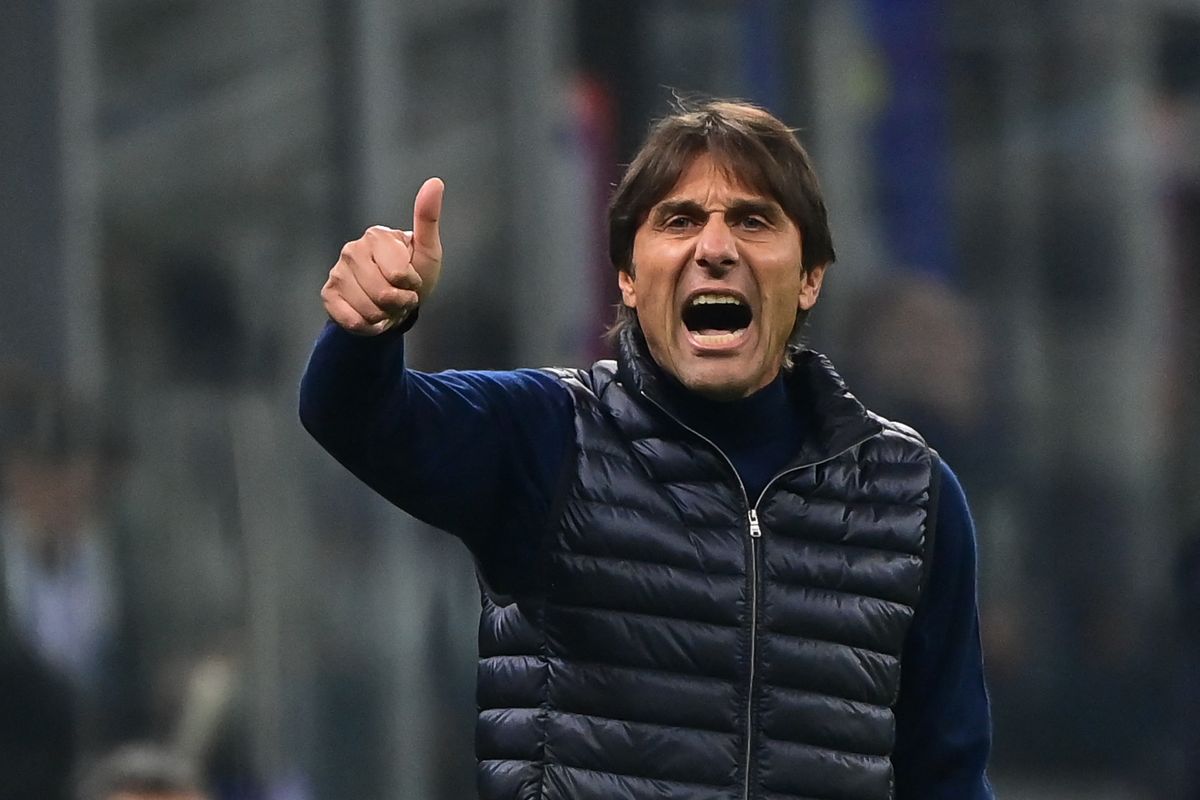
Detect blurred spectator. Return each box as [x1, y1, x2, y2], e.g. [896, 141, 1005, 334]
[156, 253, 251, 388]
[76, 743, 209, 800]
[0, 632, 76, 800]
[834, 272, 990, 474]
[0, 382, 147, 747]
[101, 243, 264, 396]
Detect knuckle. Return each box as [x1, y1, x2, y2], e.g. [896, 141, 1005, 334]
[387, 288, 420, 310]
[377, 286, 402, 307]
[387, 264, 421, 288]
[381, 267, 406, 288]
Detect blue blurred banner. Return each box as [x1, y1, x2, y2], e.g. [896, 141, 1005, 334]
[741, 0, 785, 113]
[866, 0, 955, 278]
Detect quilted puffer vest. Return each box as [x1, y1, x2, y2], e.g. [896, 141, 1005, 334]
[474, 329, 936, 800]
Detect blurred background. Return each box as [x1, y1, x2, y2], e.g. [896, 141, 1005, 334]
[1, 0, 1198, 798]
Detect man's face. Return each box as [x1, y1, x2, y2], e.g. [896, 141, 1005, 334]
[620, 152, 825, 400]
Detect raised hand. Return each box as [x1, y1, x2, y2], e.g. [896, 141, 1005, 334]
[321, 177, 444, 335]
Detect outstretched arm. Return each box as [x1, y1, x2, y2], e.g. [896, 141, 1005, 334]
[299, 180, 574, 555]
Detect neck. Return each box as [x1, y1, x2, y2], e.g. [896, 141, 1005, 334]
[661, 370, 790, 438]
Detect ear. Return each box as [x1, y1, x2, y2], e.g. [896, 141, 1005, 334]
[797, 263, 827, 312]
[618, 268, 637, 308]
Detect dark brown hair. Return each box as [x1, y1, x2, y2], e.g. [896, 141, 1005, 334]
[606, 99, 836, 342]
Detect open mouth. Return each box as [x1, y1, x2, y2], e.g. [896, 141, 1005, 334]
[681, 293, 753, 345]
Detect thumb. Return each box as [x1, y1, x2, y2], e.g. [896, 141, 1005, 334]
[413, 177, 444, 256]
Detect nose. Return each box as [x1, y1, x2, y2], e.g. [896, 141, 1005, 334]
[694, 217, 738, 274]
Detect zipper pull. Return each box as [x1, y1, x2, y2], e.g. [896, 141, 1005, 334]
[748, 509, 762, 538]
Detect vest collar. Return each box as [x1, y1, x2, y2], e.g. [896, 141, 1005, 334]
[616, 325, 882, 466]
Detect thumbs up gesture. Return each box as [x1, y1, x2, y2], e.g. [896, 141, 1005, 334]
[321, 177, 444, 335]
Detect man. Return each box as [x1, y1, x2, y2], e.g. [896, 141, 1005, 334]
[0, 386, 148, 747]
[301, 100, 993, 799]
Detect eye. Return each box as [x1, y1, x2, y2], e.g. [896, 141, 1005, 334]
[739, 216, 769, 231]
[663, 215, 696, 230]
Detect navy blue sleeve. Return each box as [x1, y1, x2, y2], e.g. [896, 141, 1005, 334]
[892, 460, 994, 800]
[298, 321, 575, 553]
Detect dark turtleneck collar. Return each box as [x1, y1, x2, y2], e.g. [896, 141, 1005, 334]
[615, 325, 882, 469]
[657, 367, 793, 447]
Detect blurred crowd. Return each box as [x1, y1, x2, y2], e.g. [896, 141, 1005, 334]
[0, 378, 259, 799]
[4, 1, 1200, 798]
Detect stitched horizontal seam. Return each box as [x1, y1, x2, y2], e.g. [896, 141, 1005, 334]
[557, 538, 914, 605]
[762, 652, 896, 705]
[764, 681, 890, 709]
[477, 664, 737, 734]
[475, 681, 542, 714]
[544, 760, 731, 791]
[798, 493, 924, 518]
[763, 628, 899, 665]
[547, 706, 736, 740]
[578, 444, 724, 483]
[577, 445, 732, 483]
[509, 763, 850, 800]
[556, 550, 743, 580]
[552, 600, 899, 662]
[762, 570, 915, 608]
[762, 736, 893, 765]
[546, 655, 737, 691]
[479, 654, 739, 699]
[480, 749, 884, 796]
[757, 688, 894, 757]
[479, 758, 734, 793]
[764, 682, 891, 715]
[766, 525, 924, 558]
[760, 732, 893, 762]
[552, 602, 742, 636]
[550, 600, 736, 629]
[766, 532, 922, 564]
[571, 494, 732, 531]
[548, 564, 906, 660]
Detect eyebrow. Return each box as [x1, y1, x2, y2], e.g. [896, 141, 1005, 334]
[651, 198, 783, 223]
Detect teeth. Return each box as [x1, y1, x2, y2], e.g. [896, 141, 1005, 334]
[692, 331, 743, 345]
[690, 293, 744, 307]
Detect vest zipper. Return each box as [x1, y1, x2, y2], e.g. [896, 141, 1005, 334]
[638, 391, 877, 800]
[638, 393, 761, 798]
[743, 508, 761, 800]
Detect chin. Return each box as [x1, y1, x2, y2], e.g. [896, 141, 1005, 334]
[677, 365, 757, 401]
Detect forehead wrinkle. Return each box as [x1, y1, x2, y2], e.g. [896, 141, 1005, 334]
[657, 153, 777, 213]
[650, 197, 784, 225]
